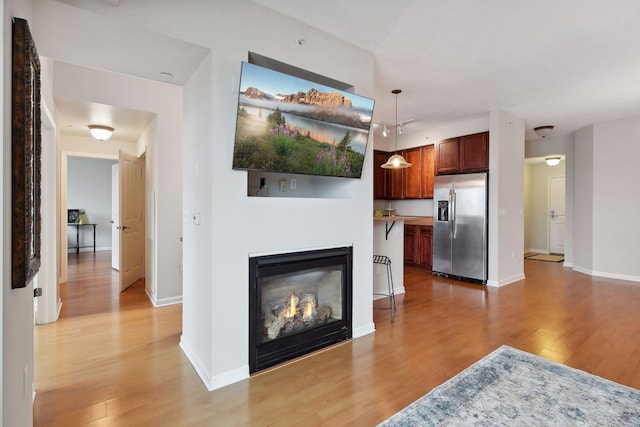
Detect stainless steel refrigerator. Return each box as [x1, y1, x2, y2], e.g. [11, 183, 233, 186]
[433, 172, 488, 284]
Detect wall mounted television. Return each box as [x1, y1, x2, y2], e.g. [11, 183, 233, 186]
[232, 62, 375, 178]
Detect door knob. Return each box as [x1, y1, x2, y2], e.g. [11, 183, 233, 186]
[121, 225, 129, 230]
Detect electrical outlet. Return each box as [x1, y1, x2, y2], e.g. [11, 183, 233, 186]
[290, 179, 297, 190]
[280, 179, 287, 192]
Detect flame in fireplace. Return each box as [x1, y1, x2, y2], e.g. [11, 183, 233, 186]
[287, 292, 297, 318]
[303, 301, 314, 321]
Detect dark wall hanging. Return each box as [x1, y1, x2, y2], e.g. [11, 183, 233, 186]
[12, 17, 41, 289]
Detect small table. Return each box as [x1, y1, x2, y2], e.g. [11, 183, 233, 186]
[67, 223, 96, 254]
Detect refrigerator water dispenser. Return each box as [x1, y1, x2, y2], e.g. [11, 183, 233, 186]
[437, 201, 449, 222]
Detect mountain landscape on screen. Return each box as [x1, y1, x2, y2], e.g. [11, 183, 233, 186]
[232, 62, 375, 178]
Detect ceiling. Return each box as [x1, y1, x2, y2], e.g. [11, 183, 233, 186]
[55, 98, 156, 143]
[39, 0, 210, 142]
[46, 0, 640, 143]
[253, 0, 640, 141]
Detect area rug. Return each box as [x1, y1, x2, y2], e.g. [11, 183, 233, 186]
[525, 253, 564, 262]
[377, 345, 640, 426]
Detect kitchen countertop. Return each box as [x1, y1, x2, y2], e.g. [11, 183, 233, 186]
[373, 215, 421, 223]
[404, 216, 433, 226]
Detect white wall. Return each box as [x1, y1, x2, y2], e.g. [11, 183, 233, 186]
[180, 1, 375, 390]
[488, 110, 525, 287]
[3, 2, 36, 425]
[573, 126, 594, 274]
[591, 117, 640, 281]
[67, 157, 117, 251]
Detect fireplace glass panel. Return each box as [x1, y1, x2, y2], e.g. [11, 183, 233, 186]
[260, 265, 343, 344]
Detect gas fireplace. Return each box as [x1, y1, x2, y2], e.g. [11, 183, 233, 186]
[249, 246, 352, 373]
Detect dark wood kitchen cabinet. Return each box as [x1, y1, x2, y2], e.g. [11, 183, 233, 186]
[421, 145, 434, 199]
[387, 165, 403, 200]
[374, 147, 434, 200]
[435, 137, 460, 174]
[373, 149, 402, 200]
[460, 132, 489, 171]
[435, 131, 489, 175]
[373, 150, 388, 200]
[404, 225, 417, 264]
[416, 225, 432, 270]
[404, 224, 432, 271]
[402, 147, 422, 199]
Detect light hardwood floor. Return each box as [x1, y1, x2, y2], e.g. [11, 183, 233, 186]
[34, 252, 640, 426]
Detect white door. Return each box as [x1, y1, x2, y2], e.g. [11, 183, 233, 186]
[111, 163, 120, 271]
[548, 176, 565, 254]
[119, 151, 144, 292]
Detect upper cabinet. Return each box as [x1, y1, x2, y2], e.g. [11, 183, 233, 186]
[374, 146, 435, 200]
[435, 131, 489, 175]
[421, 145, 434, 199]
[373, 150, 388, 200]
[402, 147, 422, 199]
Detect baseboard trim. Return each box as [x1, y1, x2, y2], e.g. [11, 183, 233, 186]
[591, 270, 640, 283]
[353, 322, 376, 338]
[572, 266, 639, 283]
[487, 273, 525, 288]
[145, 288, 182, 307]
[180, 337, 251, 391]
[179, 338, 213, 389]
[210, 366, 250, 391]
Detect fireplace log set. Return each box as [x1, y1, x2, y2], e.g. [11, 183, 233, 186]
[264, 292, 333, 340]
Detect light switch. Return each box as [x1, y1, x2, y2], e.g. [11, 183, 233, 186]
[193, 212, 201, 225]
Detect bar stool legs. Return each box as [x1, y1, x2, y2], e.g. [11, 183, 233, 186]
[373, 255, 396, 322]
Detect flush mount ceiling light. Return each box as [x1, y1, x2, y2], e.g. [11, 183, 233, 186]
[534, 125, 554, 138]
[88, 125, 114, 141]
[381, 89, 412, 169]
[545, 157, 561, 166]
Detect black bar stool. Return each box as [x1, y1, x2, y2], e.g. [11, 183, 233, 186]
[373, 255, 396, 322]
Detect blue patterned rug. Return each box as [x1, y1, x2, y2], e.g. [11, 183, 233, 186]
[378, 345, 640, 426]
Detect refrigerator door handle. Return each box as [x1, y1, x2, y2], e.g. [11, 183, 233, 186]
[451, 189, 457, 239]
[449, 188, 456, 238]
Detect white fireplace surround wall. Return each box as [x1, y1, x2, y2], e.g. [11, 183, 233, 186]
[180, 1, 376, 393]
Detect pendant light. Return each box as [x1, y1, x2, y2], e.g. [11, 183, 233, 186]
[381, 89, 412, 169]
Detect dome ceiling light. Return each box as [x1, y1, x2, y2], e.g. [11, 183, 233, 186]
[534, 125, 554, 139]
[545, 157, 561, 166]
[88, 125, 114, 141]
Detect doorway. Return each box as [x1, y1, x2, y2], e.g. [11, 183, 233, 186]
[524, 158, 566, 255]
[62, 153, 145, 292]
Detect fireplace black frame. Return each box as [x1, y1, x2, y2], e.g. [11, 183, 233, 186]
[249, 246, 353, 373]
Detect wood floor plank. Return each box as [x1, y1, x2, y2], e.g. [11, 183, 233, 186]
[34, 251, 640, 426]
